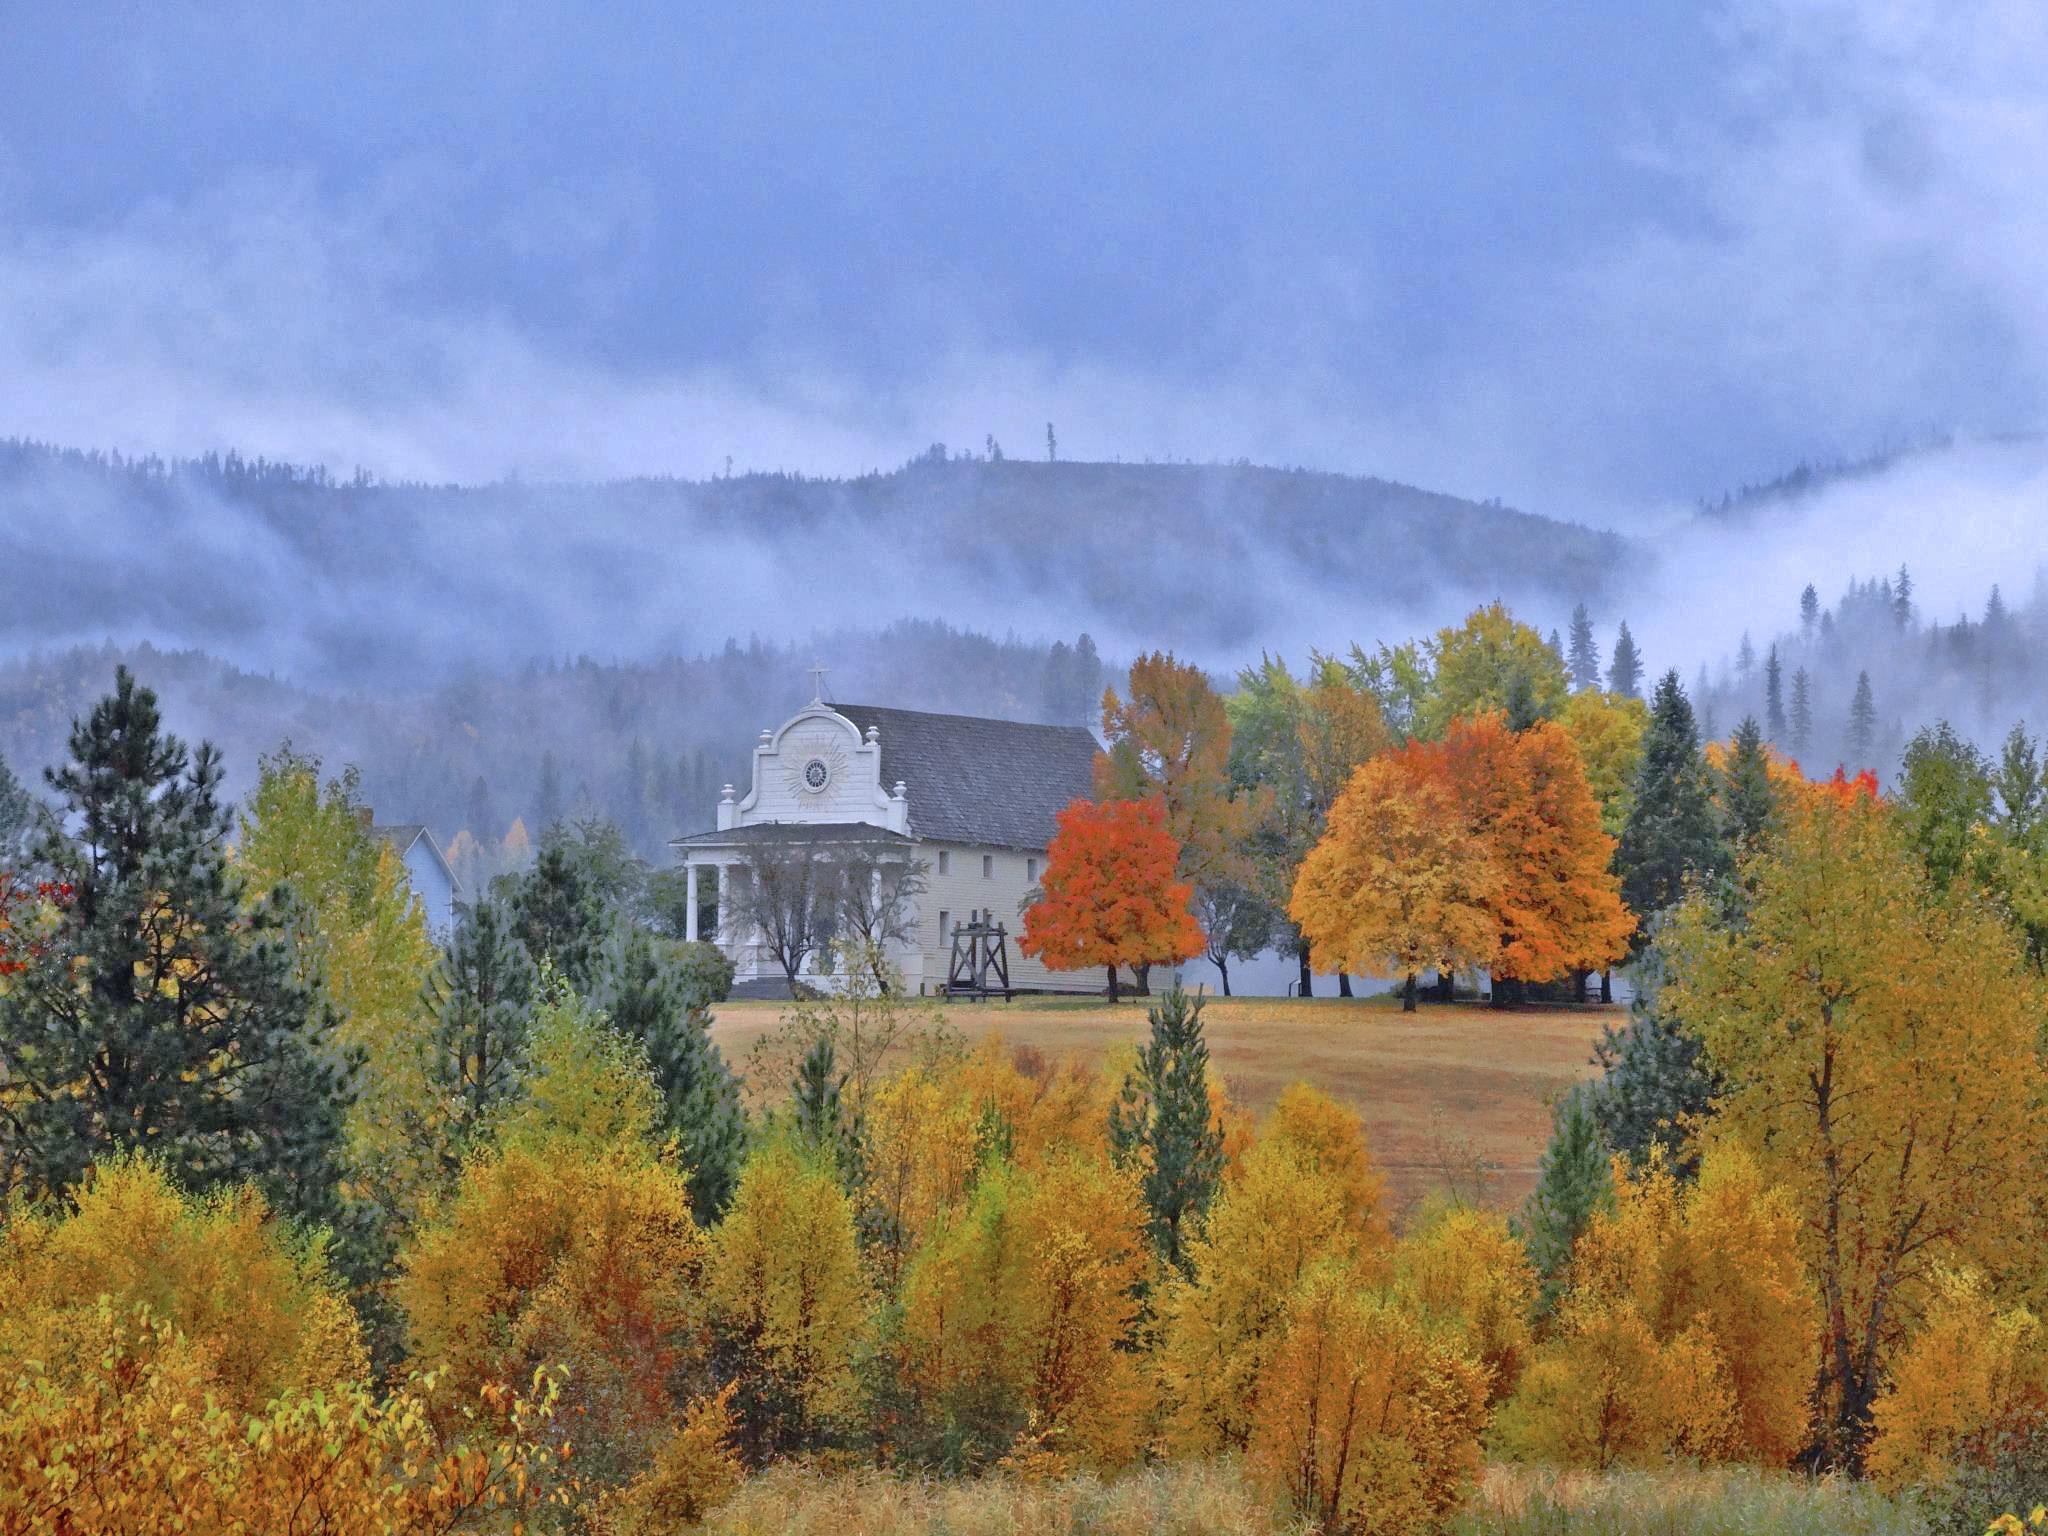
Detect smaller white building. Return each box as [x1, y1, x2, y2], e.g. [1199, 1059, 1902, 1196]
[369, 820, 463, 937]
[672, 689, 1106, 995]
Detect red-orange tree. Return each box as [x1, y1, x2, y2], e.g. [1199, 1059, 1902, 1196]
[1022, 798, 1202, 1001]
[1411, 713, 1633, 998]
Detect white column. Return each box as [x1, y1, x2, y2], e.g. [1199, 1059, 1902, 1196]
[684, 861, 701, 942]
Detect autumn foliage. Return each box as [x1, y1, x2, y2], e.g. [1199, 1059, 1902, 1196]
[1293, 712, 1631, 1001]
[1021, 797, 1203, 998]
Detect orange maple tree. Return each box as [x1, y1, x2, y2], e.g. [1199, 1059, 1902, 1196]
[1404, 713, 1633, 994]
[1022, 797, 1203, 1001]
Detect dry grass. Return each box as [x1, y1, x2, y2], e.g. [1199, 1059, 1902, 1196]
[690, 1461, 1927, 1536]
[709, 993, 1609, 1210]
[1454, 1464, 1927, 1535]
[700, 1459, 1294, 1536]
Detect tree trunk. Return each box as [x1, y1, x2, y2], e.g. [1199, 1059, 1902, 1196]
[1338, 971, 1353, 998]
[1135, 961, 1152, 996]
[1106, 965, 1120, 1003]
[1402, 972, 1418, 1012]
[1437, 968, 1455, 1002]
[1599, 968, 1613, 1004]
[1297, 942, 1314, 998]
[1217, 959, 1232, 997]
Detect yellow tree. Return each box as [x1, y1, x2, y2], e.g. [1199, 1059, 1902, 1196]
[396, 996, 710, 1489]
[1497, 1146, 1813, 1469]
[236, 749, 444, 1218]
[1291, 755, 1500, 1009]
[1153, 1111, 1394, 1453]
[1664, 791, 2047, 1466]
[1249, 1261, 1491, 1536]
[897, 1154, 1149, 1470]
[1391, 1203, 1536, 1406]
[0, 1155, 365, 1417]
[709, 1137, 867, 1457]
[1865, 1268, 2048, 1490]
[1558, 690, 1649, 839]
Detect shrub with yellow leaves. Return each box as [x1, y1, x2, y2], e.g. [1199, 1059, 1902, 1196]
[0, 1154, 364, 1415]
[1153, 1093, 1396, 1454]
[0, 1299, 572, 1536]
[1496, 1145, 1815, 1469]
[897, 1153, 1150, 1470]
[1391, 1201, 1535, 1405]
[396, 996, 710, 1488]
[1867, 1268, 2048, 1491]
[1248, 1260, 1490, 1535]
[709, 1137, 868, 1458]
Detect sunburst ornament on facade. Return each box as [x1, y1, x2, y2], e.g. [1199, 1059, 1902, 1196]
[785, 738, 848, 799]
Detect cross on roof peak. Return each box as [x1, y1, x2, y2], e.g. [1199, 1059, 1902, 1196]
[808, 663, 828, 704]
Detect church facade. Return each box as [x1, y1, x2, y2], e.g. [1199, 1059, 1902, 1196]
[671, 690, 1106, 994]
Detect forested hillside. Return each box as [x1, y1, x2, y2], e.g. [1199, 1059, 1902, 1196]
[0, 437, 1632, 685]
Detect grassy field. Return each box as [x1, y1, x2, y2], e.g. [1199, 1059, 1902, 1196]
[701, 1461, 1930, 1535]
[709, 993, 1611, 1209]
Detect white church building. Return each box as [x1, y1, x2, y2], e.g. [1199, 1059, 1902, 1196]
[671, 685, 1108, 995]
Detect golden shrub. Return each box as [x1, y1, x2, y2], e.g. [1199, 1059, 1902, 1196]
[0, 1154, 364, 1415]
[1867, 1268, 2048, 1490]
[1248, 1261, 1490, 1535]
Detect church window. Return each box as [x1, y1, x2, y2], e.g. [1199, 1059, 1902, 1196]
[1027, 857, 1038, 882]
[982, 854, 993, 878]
[938, 909, 950, 938]
[937, 850, 950, 875]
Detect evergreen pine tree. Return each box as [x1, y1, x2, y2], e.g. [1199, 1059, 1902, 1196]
[1615, 671, 1726, 939]
[1071, 633, 1104, 725]
[1763, 645, 1786, 740]
[428, 898, 538, 1152]
[1107, 982, 1225, 1274]
[1514, 1085, 1614, 1314]
[790, 1034, 847, 1165]
[1893, 564, 1913, 629]
[1607, 621, 1643, 699]
[1546, 628, 1565, 667]
[1503, 667, 1543, 732]
[1800, 582, 1820, 636]
[1846, 670, 1878, 765]
[0, 749, 35, 862]
[1790, 667, 1814, 757]
[1566, 603, 1602, 692]
[509, 840, 612, 991]
[603, 928, 747, 1222]
[1720, 716, 1777, 851]
[465, 774, 500, 843]
[533, 750, 564, 836]
[0, 668, 356, 1220]
[1735, 631, 1756, 682]
[1589, 921, 1716, 1179]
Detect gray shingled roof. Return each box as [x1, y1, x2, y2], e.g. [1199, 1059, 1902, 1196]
[831, 704, 1101, 852]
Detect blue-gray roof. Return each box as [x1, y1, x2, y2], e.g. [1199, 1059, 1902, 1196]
[831, 703, 1100, 852]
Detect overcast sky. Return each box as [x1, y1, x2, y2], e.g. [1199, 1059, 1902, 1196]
[2, 0, 2044, 523]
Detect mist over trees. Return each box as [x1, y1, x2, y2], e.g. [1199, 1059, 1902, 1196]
[0, 436, 1627, 688]
[1688, 564, 2048, 782]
